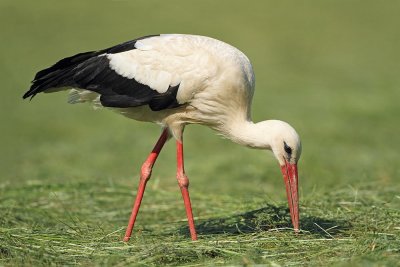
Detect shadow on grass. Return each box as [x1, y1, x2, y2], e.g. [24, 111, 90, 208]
[180, 205, 351, 238]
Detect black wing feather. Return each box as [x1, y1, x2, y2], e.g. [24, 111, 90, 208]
[23, 34, 182, 111]
[149, 85, 180, 111]
[30, 34, 159, 84]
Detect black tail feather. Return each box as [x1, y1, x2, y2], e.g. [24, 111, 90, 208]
[23, 51, 99, 99]
[33, 51, 98, 81]
[22, 35, 183, 111]
[23, 35, 160, 100]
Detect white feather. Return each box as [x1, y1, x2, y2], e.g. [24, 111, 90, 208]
[68, 89, 100, 106]
[67, 89, 82, 104]
[62, 35, 297, 156]
[105, 35, 255, 119]
[134, 40, 153, 51]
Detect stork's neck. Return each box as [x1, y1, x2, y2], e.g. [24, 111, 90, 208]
[224, 119, 274, 150]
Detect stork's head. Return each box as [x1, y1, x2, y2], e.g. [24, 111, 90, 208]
[268, 120, 302, 166]
[265, 120, 301, 232]
[227, 119, 302, 231]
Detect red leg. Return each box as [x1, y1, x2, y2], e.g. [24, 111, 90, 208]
[176, 139, 198, 240]
[123, 128, 169, 242]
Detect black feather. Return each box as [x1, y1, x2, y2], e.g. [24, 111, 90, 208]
[149, 85, 180, 111]
[33, 51, 97, 81]
[99, 95, 150, 108]
[23, 34, 183, 112]
[23, 34, 159, 99]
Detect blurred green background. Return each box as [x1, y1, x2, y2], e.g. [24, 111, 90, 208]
[1, 0, 399, 265]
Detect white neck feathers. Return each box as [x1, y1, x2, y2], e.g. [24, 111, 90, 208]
[222, 120, 273, 149]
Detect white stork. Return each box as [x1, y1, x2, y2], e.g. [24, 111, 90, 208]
[23, 34, 302, 241]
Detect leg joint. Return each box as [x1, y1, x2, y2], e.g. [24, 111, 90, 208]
[140, 162, 153, 181]
[177, 173, 189, 188]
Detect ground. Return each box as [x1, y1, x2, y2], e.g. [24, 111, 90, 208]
[1, 1, 399, 266]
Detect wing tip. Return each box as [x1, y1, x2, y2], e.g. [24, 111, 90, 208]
[22, 87, 37, 100]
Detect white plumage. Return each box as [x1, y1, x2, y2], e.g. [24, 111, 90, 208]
[24, 34, 302, 241]
[65, 35, 256, 141]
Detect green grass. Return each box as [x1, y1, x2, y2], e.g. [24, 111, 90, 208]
[1, 182, 399, 266]
[1, 0, 400, 266]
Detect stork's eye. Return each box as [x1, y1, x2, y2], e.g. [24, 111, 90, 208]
[284, 141, 292, 155]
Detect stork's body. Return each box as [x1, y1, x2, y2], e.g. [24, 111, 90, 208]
[23, 34, 301, 241]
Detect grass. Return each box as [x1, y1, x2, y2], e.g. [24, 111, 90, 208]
[1, 0, 400, 266]
[1, 182, 399, 266]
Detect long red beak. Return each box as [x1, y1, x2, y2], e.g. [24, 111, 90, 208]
[280, 162, 299, 232]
